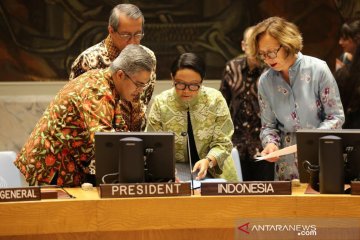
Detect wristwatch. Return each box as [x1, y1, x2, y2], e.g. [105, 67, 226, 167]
[206, 157, 214, 169]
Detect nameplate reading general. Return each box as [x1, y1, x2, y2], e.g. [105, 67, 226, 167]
[201, 181, 292, 195]
[100, 182, 191, 198]
[0, 187, 41, 202]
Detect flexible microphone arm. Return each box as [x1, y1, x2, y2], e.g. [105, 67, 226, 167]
[181, 131, 195, 194]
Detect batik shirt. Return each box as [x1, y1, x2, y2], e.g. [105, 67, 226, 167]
[15, 69, 132, 186]
[69, 35, 156, 130]
[220, 56, 266, 161]
[334, 64, 360, 129]
[146, 87, 238, 181]
[258, 52, 345, 180]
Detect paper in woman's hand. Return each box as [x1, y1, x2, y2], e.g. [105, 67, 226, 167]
[255, 144, 297, 161]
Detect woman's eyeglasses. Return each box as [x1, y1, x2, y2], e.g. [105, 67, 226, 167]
[258, 45, 282, 60]
[174, 82, 201, 91]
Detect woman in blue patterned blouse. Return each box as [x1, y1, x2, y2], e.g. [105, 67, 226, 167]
[247, 17, 345, 181]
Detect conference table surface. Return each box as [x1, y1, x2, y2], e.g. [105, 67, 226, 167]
[0, 184, 359, 240]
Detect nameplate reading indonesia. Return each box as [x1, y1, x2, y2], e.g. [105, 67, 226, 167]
[100, 182, 191, 198]
[0, 187, 41, 202]
[201, 181, 291, 196]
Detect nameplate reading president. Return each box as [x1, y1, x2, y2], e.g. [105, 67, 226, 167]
[100, 183, 191, 198]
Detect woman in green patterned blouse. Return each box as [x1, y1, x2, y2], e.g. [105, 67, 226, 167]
[146, 53, 238, 181]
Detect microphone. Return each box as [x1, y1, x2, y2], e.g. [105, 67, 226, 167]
[181, 131, 195, 194]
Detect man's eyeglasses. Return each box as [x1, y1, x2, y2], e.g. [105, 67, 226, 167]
[174, 82, 201, 91]
[116, 31, 144, 41]
[124, 71, 149, 89]
[258, 45, 282, 60]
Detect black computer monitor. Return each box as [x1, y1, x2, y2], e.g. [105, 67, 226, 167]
[95, 132, 175, 185]
[296, 129, 360, 183]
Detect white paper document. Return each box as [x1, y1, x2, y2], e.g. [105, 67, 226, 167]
[255, 144, 297, 161]
[188, 178, 227, 189]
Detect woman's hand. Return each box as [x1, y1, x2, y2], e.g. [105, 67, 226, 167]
[261, 143, 280, 162]
[192, 159, 209, 180]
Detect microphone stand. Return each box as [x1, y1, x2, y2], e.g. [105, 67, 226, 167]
[181, 131, 195, 195]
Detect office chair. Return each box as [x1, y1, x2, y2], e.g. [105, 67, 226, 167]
[0, 151, 28, 187]
[231, 147, 243, 182]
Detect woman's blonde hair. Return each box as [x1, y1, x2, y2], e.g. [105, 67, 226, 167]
[247, 16, 303, 58]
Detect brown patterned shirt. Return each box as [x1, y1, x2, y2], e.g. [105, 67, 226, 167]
[15, 69, 133, 186]
[69, 35, 156, 130]
[220, 56, 266, 161]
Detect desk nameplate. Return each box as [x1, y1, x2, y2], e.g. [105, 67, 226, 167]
[201, 181, 292, 196]
[351, 181, 360, 195]
[100, 182, 191, 198]
[0, 187, 41, 202]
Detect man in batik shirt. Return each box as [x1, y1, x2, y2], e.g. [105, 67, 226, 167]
[70, 3, 156, 131]
[220, 26, 274, 181]
[15, 45, 155, 187]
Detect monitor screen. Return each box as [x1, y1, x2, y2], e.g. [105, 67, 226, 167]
[296, 129, 360, 183]
[95, 132, 175, 185]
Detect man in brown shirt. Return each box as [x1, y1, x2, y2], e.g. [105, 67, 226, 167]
[15, 45, 155, 186]
[220, 26, 274, 181]
[70, 3, 156, 131]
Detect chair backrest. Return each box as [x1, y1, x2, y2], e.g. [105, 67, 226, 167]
[0, 151, 27, 187]
[231, 147, 243, 182]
